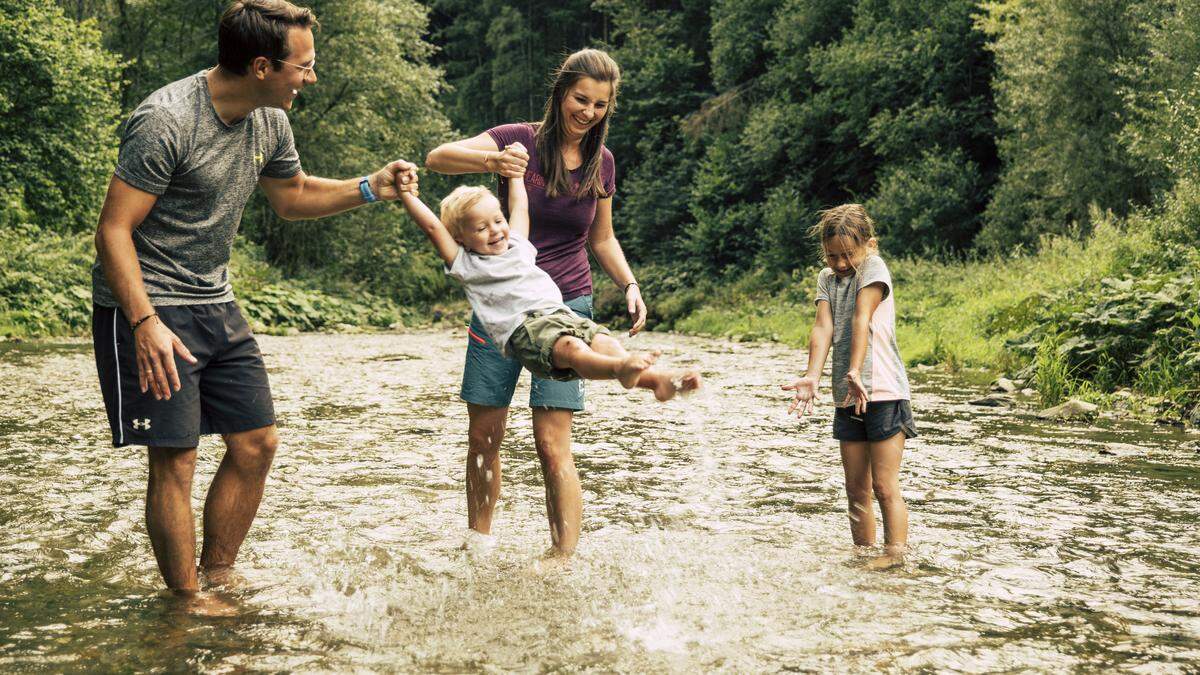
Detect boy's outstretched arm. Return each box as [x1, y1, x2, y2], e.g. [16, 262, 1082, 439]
[505, 142, 530, 239]
[783, 300, 833, 416]
[399, 191, 458, 266]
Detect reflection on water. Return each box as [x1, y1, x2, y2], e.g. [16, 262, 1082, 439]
[2, 330, 1199, 671]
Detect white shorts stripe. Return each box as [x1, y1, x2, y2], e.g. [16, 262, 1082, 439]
[112, 310, 124, 445]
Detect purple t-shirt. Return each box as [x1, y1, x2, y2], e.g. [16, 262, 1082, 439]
[487, 123, 616, 301]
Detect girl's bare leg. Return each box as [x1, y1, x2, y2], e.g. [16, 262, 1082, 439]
[866, 431, 907, 568]
[839, 441, 875, 546]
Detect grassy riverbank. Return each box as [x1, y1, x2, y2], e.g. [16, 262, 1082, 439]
[596, 212, 1199, 422]
[0, 226, 435, 339]
[4, 209, 1196, 422]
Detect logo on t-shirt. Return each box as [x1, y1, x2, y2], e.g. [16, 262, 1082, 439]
[524, 171, 545, 189]
[254, 151, 265, 171]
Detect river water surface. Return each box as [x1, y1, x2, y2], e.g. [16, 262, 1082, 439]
[2, 330, 1199, 672]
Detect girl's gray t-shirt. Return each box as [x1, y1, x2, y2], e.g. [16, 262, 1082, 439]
[446, 232, 567, 356]
[92, 70, 302, 307]
[816, 254, 911, 406]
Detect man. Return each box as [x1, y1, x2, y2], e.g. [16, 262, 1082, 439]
[91, 0, 417, 602]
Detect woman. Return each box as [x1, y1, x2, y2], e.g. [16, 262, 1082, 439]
[425, 49, 644, 558]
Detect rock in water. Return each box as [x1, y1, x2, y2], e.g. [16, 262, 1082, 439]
[1036, 399, 1098, 420]
[991, 377, 1017, 393]
[970, 395, 1012, 407]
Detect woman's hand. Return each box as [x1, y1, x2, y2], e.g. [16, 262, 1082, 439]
[782, 376, 819, 416]
[485, 143, 529, 178]
[625, 283, 647, 335]
[844, 369, 869, 415]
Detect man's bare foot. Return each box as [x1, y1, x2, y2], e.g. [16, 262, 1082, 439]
[200, 565, 247, 590]
[168, 590, 240, 617]
[616, 351, 658, 389]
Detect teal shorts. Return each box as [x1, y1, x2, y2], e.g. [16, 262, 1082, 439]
[460, 294, 592, 411]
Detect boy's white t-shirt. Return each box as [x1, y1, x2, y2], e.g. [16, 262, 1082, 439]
[445, 232, 566, 356]
[815, 254, 911, 406]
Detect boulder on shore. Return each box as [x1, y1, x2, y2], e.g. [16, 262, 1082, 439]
[990, 377, 1017, 393]
[1036, 399, 1098, 420]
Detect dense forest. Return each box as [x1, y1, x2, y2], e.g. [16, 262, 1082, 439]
[2, 0, 1198, 415]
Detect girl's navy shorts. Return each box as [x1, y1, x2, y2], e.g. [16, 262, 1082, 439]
[833, 400, 918, 442]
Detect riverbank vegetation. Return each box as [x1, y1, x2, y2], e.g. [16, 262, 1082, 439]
[3, 0, 1198, 419]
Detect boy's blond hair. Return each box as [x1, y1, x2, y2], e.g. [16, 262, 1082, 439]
[809, 203, 877, 254]
[439, 185, 495, 239]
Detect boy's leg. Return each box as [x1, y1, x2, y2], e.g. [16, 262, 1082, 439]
[839, 441, 875, 546]
[868, 432, 908, 555]
[552, 335, 655, 388]
[466, 403, 508, 534]
[588, 333, 703, 400]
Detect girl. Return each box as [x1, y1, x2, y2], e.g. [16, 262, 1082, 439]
[783, 204, 917, 570]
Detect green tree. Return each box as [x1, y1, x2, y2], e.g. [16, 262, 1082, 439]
[0, 0, 122, 231]
[977, 0, 1154, 252]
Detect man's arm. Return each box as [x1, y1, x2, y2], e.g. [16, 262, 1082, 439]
[398, 191, 459, 267]
[257, 159, 418, 221]
[506, 143, 530, 239]
[94, 175, 196, 400]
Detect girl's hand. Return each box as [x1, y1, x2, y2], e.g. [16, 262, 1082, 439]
[782, 376, 819, 416]
[486, 143, 529, 178]
[844, 369, 868, 415]
[625, 283, 647, 335]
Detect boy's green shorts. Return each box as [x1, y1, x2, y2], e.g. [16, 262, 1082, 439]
[509, 310, 610, 381]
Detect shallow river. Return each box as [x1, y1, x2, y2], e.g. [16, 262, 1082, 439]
[2, 330, 1199, 672]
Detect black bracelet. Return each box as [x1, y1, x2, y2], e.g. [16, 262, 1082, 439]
[131, 312, 158, 333]
[624, 281, 639, 294]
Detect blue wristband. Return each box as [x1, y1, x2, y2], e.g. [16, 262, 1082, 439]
[358, 176, 378, 203]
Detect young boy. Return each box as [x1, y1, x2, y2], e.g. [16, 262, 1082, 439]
[399, 143, 700, 400]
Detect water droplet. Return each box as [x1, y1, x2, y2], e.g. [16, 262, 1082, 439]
[475, 455, 483, 468]
[485, 469, 493, 481]
[848, 513, 860, 523]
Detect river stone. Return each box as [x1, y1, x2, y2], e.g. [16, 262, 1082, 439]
[1036, 399, 1098, 420]
[970, 395, 1012, 407]
[991, 377, 1017, 393]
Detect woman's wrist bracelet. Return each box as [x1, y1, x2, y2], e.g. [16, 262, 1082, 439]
[624, 281, 639, 294]
[131, 312, 158, 333]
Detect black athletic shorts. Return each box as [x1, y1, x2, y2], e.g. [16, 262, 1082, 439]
[92, 302, 275, 448]
[833, 400, 918, 442]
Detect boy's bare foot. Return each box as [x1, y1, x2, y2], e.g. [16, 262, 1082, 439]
[678, 370, 703, 395]
[616, 351, 658, 389]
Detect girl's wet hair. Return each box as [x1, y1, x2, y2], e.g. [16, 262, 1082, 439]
[809, 204, 876, 252]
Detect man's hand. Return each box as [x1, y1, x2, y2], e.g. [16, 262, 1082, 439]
[844, 369, 868, 415]
[782, 376, 819, 416]
[626, 283, 647, 335]
[371, 159, 419, 200]
[485, 143, 529, 178]
[134, 316, 197, 400]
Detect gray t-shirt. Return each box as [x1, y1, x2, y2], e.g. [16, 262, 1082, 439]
[92, 70, 302, 307]
[446, 233, 567, 356]
[816, 254, 911, 406]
